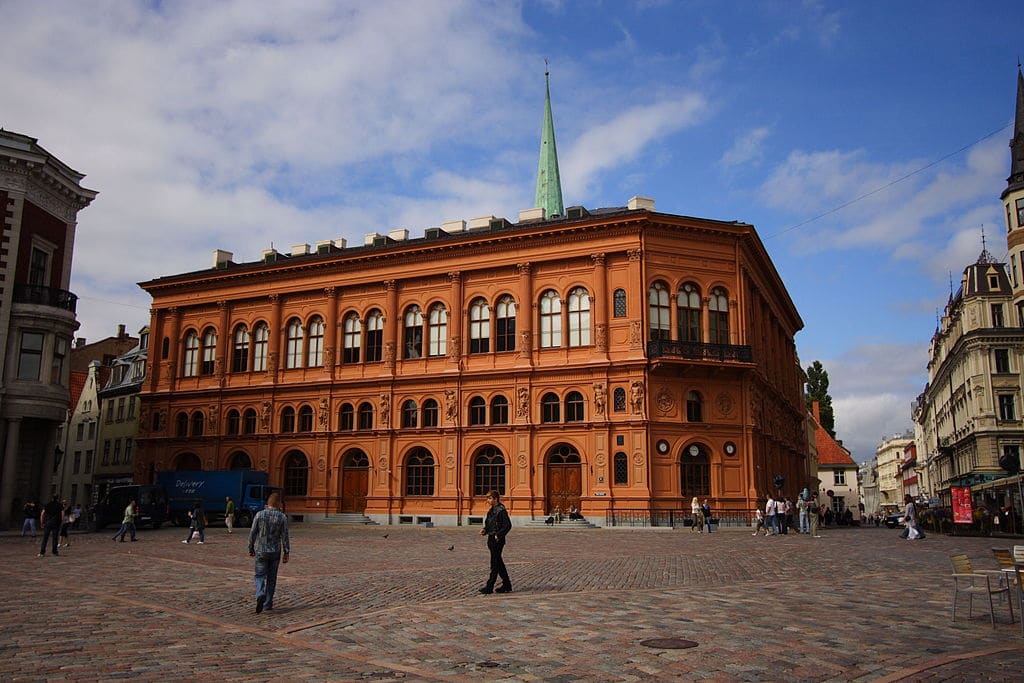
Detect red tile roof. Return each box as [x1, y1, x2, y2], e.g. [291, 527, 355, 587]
[68, 371, 88, 411]
[810, 404, 856, 467]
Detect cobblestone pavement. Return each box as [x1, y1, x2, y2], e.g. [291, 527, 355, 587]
[2, 523, 1023, 681]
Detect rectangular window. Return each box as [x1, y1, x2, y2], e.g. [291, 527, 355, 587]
[113, 439, 122, 465]
[85, 450, 94, 472]
[87, 422, 95, 440]
[105, 400, 114, 424]
[999, 394, 1016, 421]
[29, 247, 49, 286]
[102, 440, 111, 465]
[1018, 302, 1024, 328]
[17, 331, 44, 381]
[1013, 254, 1020, 288]
[72, 451, 81, 475]
[128, 396, 136, 418]
[366, 327, 382, 363]
[76, 423, 84, 442]
[995, 349, 1011, 373]
[1017, 197, 1024, 228]
[124, 438, 132, 464]
[117, 397, 126, 421]
[51, 337, 68, 384]
[834, 469, 846, 485]
[992, 304, 1005, 328]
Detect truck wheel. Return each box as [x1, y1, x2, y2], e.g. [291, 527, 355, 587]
[238, 511, 252, 528]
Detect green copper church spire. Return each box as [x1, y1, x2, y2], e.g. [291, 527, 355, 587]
[535, 66, 564, 218]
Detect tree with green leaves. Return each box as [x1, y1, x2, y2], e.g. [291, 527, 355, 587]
[805, 360, 836, 438]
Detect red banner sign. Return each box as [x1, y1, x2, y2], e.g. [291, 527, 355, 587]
[951, 486, 973, 524]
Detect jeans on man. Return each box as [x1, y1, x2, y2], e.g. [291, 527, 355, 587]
[254, 552, 282, 609]
[39, 521, 60, 555]
[799, 510, 809, 534]
[486, 535, 511, 589]
[22, 518, 37, 537]
[113, 522, 136, 541]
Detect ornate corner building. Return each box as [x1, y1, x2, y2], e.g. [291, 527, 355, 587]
[0, 130, 96, 526]
[134, 79, 807, 526]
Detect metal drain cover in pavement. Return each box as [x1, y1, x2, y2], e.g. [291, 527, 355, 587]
[639, 638, 698, 649]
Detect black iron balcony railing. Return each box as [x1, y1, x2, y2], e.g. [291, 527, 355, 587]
[646, 339, 753, 362]
[12, 284, 78, 313]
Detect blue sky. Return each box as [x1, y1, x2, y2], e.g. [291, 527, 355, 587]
[3, 0, 1023, 461]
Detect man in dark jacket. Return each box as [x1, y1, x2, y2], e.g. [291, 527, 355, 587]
[479, 490, 512, 594]
[38, 495, 63, 556]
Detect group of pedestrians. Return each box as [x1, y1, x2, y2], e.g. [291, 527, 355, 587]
[688, 496, 715, 533]
[754, 493, 823, 538]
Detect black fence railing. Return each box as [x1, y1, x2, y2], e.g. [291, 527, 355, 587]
[604, 508, 752, 528]
[646, 340, 753, 362]
[12, 284, 77, 313]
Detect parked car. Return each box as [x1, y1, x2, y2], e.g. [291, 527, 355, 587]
[884, 513, 904, 528]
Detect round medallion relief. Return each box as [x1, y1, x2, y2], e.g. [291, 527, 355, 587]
[595, 453, 607, 467]
[716, 392, 734, 416]
[317, 458, 326, 471]
[517, 454, 528, 468]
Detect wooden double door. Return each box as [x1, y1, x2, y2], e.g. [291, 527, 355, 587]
[339, 450, 369, 513]
[546, 444, 582, 514]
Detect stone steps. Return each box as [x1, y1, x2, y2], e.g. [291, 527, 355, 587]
[307, 513, 378, 526]
[521, 518, 600, 529]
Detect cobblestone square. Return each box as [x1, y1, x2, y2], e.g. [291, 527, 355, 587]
[3, 524, 1023, 681]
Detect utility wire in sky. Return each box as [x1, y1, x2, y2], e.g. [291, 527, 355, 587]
[764, 122, 1013, 240]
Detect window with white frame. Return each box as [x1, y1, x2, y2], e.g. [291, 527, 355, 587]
[307, 316, 324, 367]
[469, 298, 490, 354]
[648, 281, 670, 341]
[343, 313, 361, 363]
[404, 306, 423, 359]
[285, 318, 303, 368]
[834, 469, 846, 485]
[428, 304, 447, 357]
[539, 290, 562, 348]
[201, 328, 217, 375]
[567, 287, 591, 347]
[252, 323, 268, 372]
[709, 287, 729, 344]
[677, 282, 702, 342]
[232, 325, 249, 373]
[495, 296, 516, 352]
[366, 309, 383, 362]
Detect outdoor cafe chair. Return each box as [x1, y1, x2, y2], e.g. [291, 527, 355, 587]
[950, 554, 1014, 626]
[991, 548, 1017, 587]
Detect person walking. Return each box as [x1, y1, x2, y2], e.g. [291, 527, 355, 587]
[809, 494, 821, 537]
[58, 500, 73, 548]
[797, 496, 809, 534]
[690, 496, 703, 533]
[225, 496, 235, 534]
[701, 500, 713, 533]
[765, 495, 777, 536]
[21, 500, 38, 538]
[112, 500, 137, 542]
[901, 494, 925, 540]
[38, 495, 63, 556]
[752, 508, 769, 536]
[248, 491, 290, 613]
[183, 502, 206, 544]
[479, 490, 512, 594]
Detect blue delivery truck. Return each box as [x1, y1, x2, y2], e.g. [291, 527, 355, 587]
[156, 470, 280, 528]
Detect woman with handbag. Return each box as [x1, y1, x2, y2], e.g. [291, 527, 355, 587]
[901, 494, 924, 540]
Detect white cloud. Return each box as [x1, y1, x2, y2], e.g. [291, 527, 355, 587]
[561, 94, 708, 198]
[719, 126, 771, 169]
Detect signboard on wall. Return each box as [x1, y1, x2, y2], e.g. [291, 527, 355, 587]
[951, 486, 973, 524]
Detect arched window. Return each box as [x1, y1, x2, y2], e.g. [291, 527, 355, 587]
[283, 451, 309, 496]
[298, 404, 314, 432]
[648, 281, 670, 341]
[548, 443, 581, 464]
[174, 452, 202, 470]
[307, 316, 325, 367]
[613, 387, 626, 412]
[365, 310, 383, 362]
[422, 398, 439, 427]
[357, 402, 373, 430]
[613, 452, 629, 485]
[285, 318, 304, 368]
[613, 288, 627, 318]
[541, 392, 560, 423]
[680, 446, 710, 497]
[201, 328, 217, 375]
[496, 295, 516, 352]
[228, 451, 252, 470]
[491, 395, 509, 425]
[403, 306, 423, 359]
[161, 336, 170, 359]
[565, 391, 584, 422]
[280, 406, 296, 433]
[175, 411, 189, 437]
[232, 325, 249, 373]
[401, 400, 418, 428]
[343, 313, 361, 364]
[540, 290, 562, 348]
[405, 448, 435, 496]
[473, 446, 506, 496]
[469, 298, 490, 354]
[183, 331, 199, 377]
[567, 287, 591, 347]
[469, 396, 487, 426]
[339, 403, 355, 431]
[344, 450, 370, 468]
[243, 408, 257, 434]
[252, 323, 269, 372]
[428, 303, 447, 357]
[226, 409, 240, 435]
[191, 411, 205, 436]
[677, 283, 702, 342]
[686, 391, 703, 422]
[709, 287, 729, 344]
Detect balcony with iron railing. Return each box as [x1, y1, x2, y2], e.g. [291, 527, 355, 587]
[646, 339, 753, 363]
[12, 284, 78, 313]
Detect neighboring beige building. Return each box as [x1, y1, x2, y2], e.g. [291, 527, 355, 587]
[57, 361, 105, 506]
[92, 328, 148, 502]
[875, 432, 913, 512]
[811, 402, 860, 520]
[912, 248, 1024, 506]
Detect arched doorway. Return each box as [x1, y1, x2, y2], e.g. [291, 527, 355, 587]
[546, 443, 582, 514]
[173, 452, 201, 470]
[339, 449, 369, 513]
[680, 443, 710, 498]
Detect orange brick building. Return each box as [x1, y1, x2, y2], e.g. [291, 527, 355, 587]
[135, 196, 807, 526]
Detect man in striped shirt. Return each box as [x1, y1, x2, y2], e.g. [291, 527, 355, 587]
[247, 492, 290, 613]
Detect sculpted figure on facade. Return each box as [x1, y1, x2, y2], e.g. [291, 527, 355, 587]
[208, 405, 219, 434]
[267, 351, 279, 375]
[380, 394, 391, 424]
[445, 390, 458, 423]
[323, 346, 335, 368]
[595, 323, 607, 352]
[630, 320, 642, 348]
[630, 381, 645, 415]
[593, 383, 606, 417]
[516, 387, 530, 419]
[384, 341, 396, 365]
[261, 401, 272, 431]
[318, 398, 329, 428]
[519, 330, 532, 358]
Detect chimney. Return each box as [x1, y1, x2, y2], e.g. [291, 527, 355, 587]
[812, 400, 821, 422]
[212, 249, 233, 268]
[627, 196, 655, 211]
[118, 324, 126, 338]
[75, 338, 86, 348]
